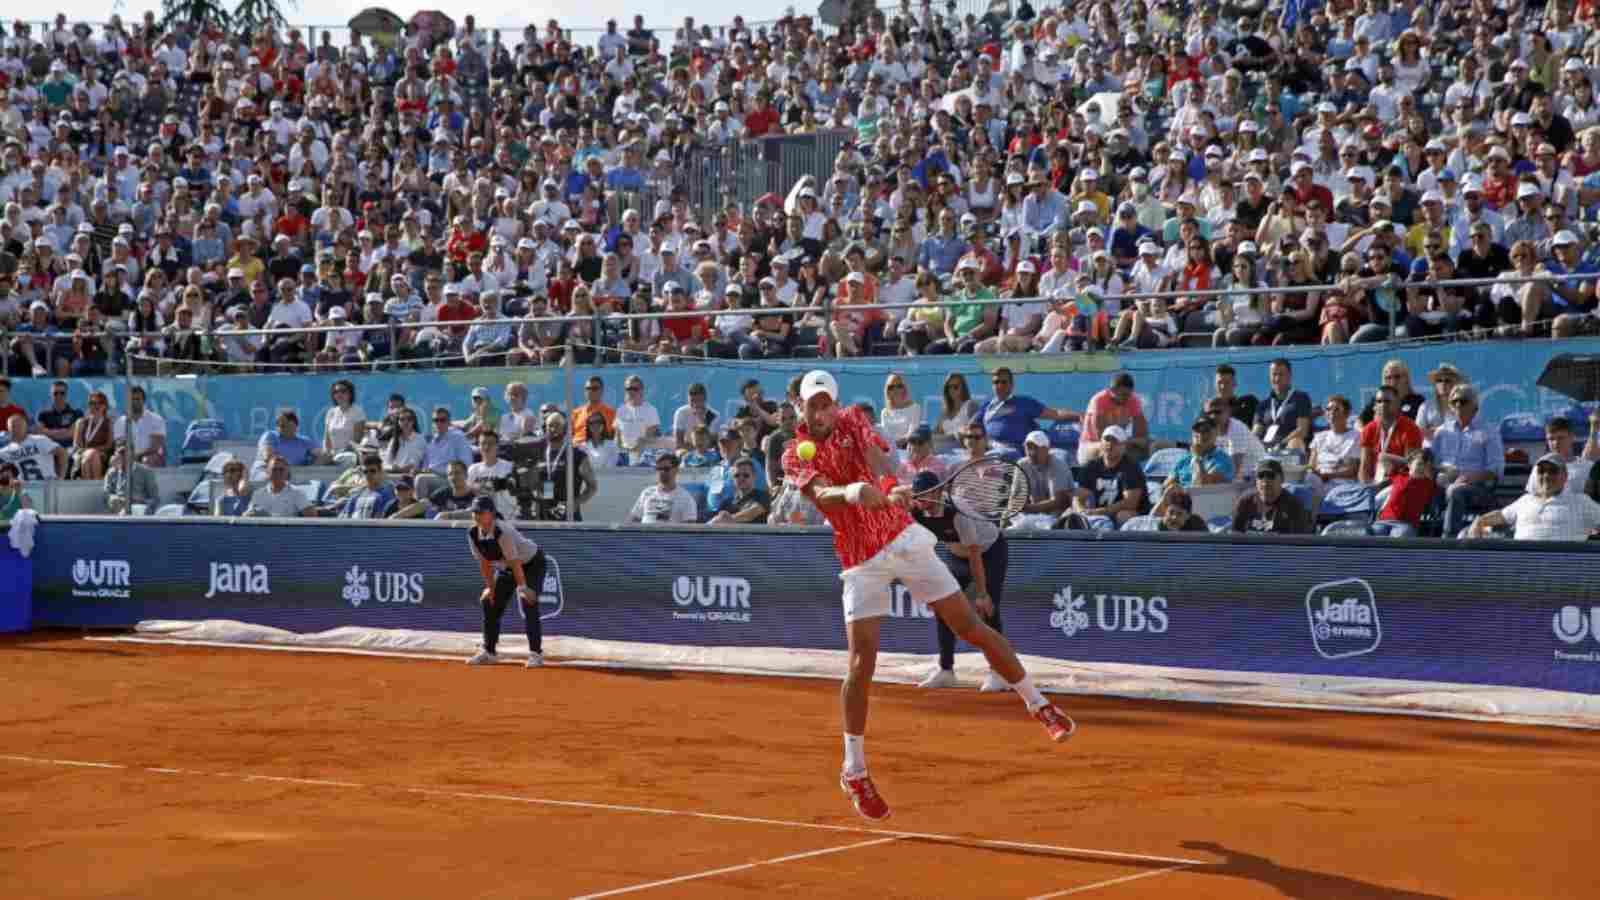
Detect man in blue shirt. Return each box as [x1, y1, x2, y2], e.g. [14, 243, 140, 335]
[1426, 383, 1505, 537]
[917, 209, 969, 276]
[704, 428, 766, 521]
[256, 410, 321, 475]
[333, 457, 399, 519]
[977, 367, 1081, 452]
[1166, 417, 1236, 488]
[422, 405, 476, 477]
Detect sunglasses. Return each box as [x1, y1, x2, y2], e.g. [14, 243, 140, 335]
[364, 466, 382, 474]
[1256, 472, 1281, 482]
[626, 385, 642, 392]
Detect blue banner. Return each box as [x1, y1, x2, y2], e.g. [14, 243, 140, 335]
[30, 519, 1600, 695]
[6, 338, 1598, 457]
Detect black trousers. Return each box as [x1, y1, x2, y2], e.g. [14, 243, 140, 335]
[937, 537, 1008, 670]
[481, 550, 548, 655]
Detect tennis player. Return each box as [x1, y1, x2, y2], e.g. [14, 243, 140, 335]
[782, 370, 1074, 821]
[465, 495, 549, 668]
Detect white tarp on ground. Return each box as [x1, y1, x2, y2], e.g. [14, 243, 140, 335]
[113, 619, 1600, 730]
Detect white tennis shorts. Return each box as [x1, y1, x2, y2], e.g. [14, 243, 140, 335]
[839, 523, 961, 623]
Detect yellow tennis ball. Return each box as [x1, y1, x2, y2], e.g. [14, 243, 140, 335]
[797, 440, 816, 461]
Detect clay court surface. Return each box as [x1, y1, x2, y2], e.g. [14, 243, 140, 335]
[2, 633, 1597, 899]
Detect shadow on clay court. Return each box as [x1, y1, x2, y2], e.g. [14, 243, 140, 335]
[1178, 841, 1451, 899]
[562, 664, 679, 681]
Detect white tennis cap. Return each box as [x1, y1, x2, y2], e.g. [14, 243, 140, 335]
[1024, 430, 1052, 448]
[799, 370, 839, 404]
[1102, 425, 1130, 443]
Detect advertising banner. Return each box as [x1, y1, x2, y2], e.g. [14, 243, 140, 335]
[31, 520, 1600, 695]
[12, 337, 1599, 458]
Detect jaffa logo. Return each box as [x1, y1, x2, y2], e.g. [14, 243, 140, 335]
[1305, 577, 1381, 660]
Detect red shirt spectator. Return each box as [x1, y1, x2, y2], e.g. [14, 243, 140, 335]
[446, 224, 485, 262]
[435, 294, 479, 337]
[744, 103, 780, 137]
[1359, 413, 1424, 484]
[273, 208, 308, 240]
[1377, 471, 1437, 527]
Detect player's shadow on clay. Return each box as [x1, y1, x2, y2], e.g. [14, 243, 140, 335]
[1180, 841, 1450, 899]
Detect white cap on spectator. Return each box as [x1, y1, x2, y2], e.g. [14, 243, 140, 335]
[1564, 58, 1587, 73]
[1079, 168, 1098, 180]
[1075, 200, 1098, 216]
[956, 258, 980, 272]
[1237, 241, 1259, 256]
[1017, 260, 1037, 274]
[1102, 425, 1130, 443]
[1024, 430, 1051, 448]
[227, 267, 245, 278]
[662, 280, 681, 293]
[1006, 173, 1025, 186]
[1128, 166, 1148, 180]
[1347, 166, 1373, 183]
[1554, 230, 1581, 246]
[1240, 120, 1259, 134]
[517, 238, 536, 250]
[1517, 182, 1542, 199]
[845, 271, 866, 283]
[329, 306, 346, 319]
[30, 300, 49, 313]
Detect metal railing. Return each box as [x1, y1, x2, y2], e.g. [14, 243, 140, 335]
[10, 269, 1594, 376]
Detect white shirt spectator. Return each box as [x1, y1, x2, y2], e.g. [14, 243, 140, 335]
[1309, 427, 1361, 484]
[266, 298, 314, 330]
[247, 483, 311, 517]
[615, 399, 662, 450]
[1497, 492, 1600, 541]
[630, 483, 698, 523]
[113, 411, 166, 458]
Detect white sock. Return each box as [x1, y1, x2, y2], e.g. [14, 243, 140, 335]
[842, 733, 867, 775]
[1010, 675, 1048, 712]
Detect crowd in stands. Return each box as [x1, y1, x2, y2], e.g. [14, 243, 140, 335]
[4, 353, 1597, 541]
[5, 1, 1600, 375]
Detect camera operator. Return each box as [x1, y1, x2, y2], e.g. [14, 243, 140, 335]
[542, 410, 598, 521]
[468, 429, 518, 519]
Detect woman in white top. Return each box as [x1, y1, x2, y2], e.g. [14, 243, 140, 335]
[1390, 32, 1430, 96]
[1306, 394, 1362, 508]
[966, 164, 999, 222]
[380, 407, 426, 474]
[880, 373, 923, 449]
[578, 409, 619, 468]
[935, 372, 978, 447]
[322, 378, 368, 460]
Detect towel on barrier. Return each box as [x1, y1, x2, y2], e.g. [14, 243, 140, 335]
[8, 508, 39, 557]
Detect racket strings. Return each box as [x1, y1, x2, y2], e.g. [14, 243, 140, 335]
[948, 461, 1029, 520]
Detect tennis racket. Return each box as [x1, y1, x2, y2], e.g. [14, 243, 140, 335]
[911, 457, 1030, 524]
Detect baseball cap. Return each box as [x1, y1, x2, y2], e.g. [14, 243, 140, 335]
[909, 425, 933, 443]
[799, 370, 839, 404]
[1024, 430, 1051, 448]
[471, 386, 489, 400]
[1102, 425, 1130, 443]
[1535, 452, 1568, 469]
[1258, 458, 1285, 478]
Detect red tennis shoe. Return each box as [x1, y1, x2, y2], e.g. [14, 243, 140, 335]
[839, 770, 891, 821]
[1034, 704, 1076, 743]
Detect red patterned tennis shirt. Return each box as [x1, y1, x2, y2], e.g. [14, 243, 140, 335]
[783, 405, 913, 569]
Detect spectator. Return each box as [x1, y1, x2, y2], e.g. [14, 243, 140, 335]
[879, 374, 922, 449]
[708, 457, 771, 525]
[761, 403, 801, 493]
[1468, 454, 1600, 541]
[705, 427, 765, 517]
[1533, 416, 1600, 500]
[1072, 426, 1149, 529]
[540, 411, 598, 521]
[0, 462, 31, 524]
[103, 441, 158, 514]
[615, 373, 662, 461]
[1359, 385, 1426, 486]
[1306, 394, 1362, 504]
[896, 425, 949, 484]
[1427, 383, 1505, 538]
[420, 404, 475, 486]
[213, 459, 252, 517]
[380, 406, 426, 476]
[734, 379, 782, 439]
[1167, 417, 1236, 488]
[1358, 360, 1426, 426]
[579, 409, 619, 468]
[974, 367, 1080, 452]
[1253, 358, 1313, 454]
[111, 385, 166, 468]
[629, 453, 697, 524]
[672, 382, 716, 450]
[1213, 364, 1259, 429]
[1150, 487, 1208, 532]
[457, 388, 499, 441]
[33, 380, 80, 449]
[245, 458, 313, 518]
[70, 389, 114, 480]
[258, 410, 320, 470]
[397, 460, 478, 521]
[0, 412, 64, 480]
[1203, 396, 1266, 484]
[1370, 450, 1439, 538]
[0, 380, 23, 430]
[467, 431, 517, 520]
[1416, 364, 1466, 442]
[322, 380, 367, 462]
[496, 382, 537, 443]
[321, 455, 399, 520]
[1016, 430, 1076, 522]
[1080, 372, 1150, 464]
[572, 375, 616, 444]
[1232, 459, 1314, 535]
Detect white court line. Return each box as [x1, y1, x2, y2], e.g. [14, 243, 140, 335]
[0, 753, 1207, 868]
[570, 836, 902, 899]
[1026, 863, 1196, 899]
